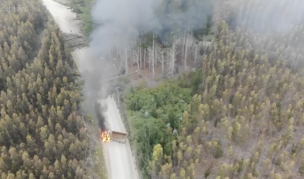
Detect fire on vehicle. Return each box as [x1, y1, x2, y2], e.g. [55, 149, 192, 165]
[100, 129, 127, 143]
[100, 130, 111, 142]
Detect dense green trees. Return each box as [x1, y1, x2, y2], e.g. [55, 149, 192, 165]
[124, 81, 193, 178]
[0, 0, 48, 92]
[0, 0, 100, 178]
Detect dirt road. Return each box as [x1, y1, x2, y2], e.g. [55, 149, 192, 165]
[42, 0, 139, 178]
[42, 0, 81, 34]
[102, 96, 139, 179]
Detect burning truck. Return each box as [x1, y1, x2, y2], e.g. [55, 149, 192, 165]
[94, 99, 127, 143]
[100, 129, 128, 143]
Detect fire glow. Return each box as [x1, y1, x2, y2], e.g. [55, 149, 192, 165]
[101, 131, 110, 142]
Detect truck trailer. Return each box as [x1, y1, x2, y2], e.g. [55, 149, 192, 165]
[100, 130, 127, 143]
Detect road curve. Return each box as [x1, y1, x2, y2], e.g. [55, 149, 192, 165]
[42, 0, 139, 178]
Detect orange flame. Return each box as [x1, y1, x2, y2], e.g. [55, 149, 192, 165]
[101, 131, 110, 142]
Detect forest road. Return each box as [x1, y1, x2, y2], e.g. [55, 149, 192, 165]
[42, 0, 81, 34]
[101, 96, 139, 179]
[42, 0, 139, 179]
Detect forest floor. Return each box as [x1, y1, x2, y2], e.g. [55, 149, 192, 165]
[126, 58, 198, 88]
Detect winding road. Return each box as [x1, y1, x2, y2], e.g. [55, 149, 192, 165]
[42, 0, 139, 178]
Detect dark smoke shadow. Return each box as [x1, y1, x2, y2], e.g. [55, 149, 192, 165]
[81, 67, 110, 131]
[94, 100, 107, 131]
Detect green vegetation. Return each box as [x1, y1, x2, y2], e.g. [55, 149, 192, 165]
[123, 0, 304, 178]
[89, 141, 107, 179]
[0, 0, 103, 178]
[124, 79, 196, 178]
[2, 0, 303, 178]
[67, 0, 95, 35]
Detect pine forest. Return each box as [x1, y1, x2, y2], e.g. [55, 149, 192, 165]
[0, 0, 96, 178]
[123, 0, 304, 179]
[2, 0, 304, 179]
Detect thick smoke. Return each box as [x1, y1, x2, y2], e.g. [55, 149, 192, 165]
[90, 0, 213, 57]
[86, 0, 213, 129]
[81, 52, 109, 130]
[90, 0, 161, 57]
[94, 101, 107, 130]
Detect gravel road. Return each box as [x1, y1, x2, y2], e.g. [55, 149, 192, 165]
[42, 0, 139, 178]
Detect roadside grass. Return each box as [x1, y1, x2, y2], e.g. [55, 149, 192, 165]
[91, 142, 107, 179]
[85, 121, 108, 179]
[53, 0, 95, 35]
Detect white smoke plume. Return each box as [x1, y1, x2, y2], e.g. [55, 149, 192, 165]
[85, 0, 213, 129]
[90, 0, 162, 57]
[90, 0, 213, 57]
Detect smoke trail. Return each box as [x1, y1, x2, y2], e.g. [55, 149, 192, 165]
[94, 100, 107, 130]
[81, 56, 109, 130]
[85, 0, 213, 129]
[90, 0, 161, 57]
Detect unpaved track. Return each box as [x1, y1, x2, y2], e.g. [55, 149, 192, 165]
[102, 97, 139, 179]
[42, 0, 81, 34]
[70, 47, 96, 73]
[42, 0, 139, 178]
